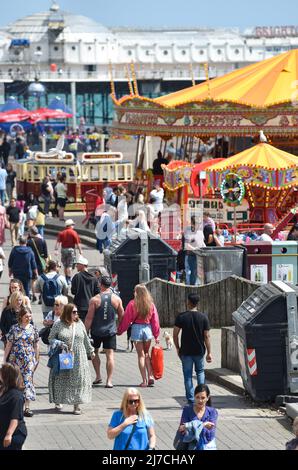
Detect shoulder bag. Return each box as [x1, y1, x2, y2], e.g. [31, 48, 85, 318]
[32, 238, 47, 271]
[39, 311, 55, 345]
[173, 407, 192, 450]
[59, 322, 76, 370]
[124, 423, 137, 450]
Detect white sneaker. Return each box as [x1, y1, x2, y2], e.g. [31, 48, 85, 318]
[55, 404, 63, 411]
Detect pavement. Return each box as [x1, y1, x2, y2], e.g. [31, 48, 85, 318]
[44, 213, 256, 397]
[0, 216, 295, 450]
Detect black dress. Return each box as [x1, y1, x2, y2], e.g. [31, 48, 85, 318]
[0, 388, 27, 450]
[0, 307, 18, 344]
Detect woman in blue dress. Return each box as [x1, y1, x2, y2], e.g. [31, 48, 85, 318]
[107, 387, 156, 450]
[179, 384, 218, 450]
[3, 306, 39, 418]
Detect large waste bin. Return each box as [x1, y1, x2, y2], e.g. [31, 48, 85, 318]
[232, 281, 298, 401]
[195, 246, 247, 284]
[104, 233, 177, 307]
[271, 241, 298, 284]
[246, 242, 272, 284]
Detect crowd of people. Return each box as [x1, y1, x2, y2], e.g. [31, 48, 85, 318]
[1, 137, 297, 452]
[0, 228, 221, 450]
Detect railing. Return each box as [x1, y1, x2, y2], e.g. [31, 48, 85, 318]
[0, 66, 237, 82]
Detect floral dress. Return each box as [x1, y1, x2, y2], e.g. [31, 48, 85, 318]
[7, 324, 39, 401]
[48, 320, 94, 405]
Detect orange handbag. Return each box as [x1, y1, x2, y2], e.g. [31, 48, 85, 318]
[150, 345, 164, 380]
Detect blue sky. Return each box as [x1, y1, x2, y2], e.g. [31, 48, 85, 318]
[0, 0, 297, 29]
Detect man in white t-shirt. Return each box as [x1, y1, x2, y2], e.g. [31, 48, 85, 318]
[258, 223, 274, 242]
[184, 217, 205, 285]
[150, 181, 164, 214]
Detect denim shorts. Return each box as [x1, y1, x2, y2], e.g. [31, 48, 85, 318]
[131, 323, 153, 342]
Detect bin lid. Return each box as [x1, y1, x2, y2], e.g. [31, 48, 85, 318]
[271, 241, 298, 245]
[105, 233, 177, 257]
[232, 283, 285, 327]
[195, 246, 246, 253]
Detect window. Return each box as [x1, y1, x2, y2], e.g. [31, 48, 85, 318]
[163, 50, 168, 55]
[54, 46, 59, 51]
[235, 49, 239, 54]
[88, 46, 92, 51]
[145, 50, 150, 56]
[128, 50, 132, 56]
[199, 50, 204, 55]
[36, 46, 41, 51]
[217, 49, 222, 55]
[181, 50, 186, 55]
[72, 46, 76, 51]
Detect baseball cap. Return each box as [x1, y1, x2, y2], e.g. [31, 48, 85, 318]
[101, 275, 112, 287]
[65, 219, 75, 227]
[76, 255, 88, 266]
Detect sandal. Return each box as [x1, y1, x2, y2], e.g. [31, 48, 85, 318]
[148, 379, 155, 387]
[24, 408, 34, 417]
[92, 379, 103, 386]
[139, 382, 147, 388]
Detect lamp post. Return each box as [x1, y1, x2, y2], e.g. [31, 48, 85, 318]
[28, 81, 46, 108]
[28, 50, 45, 108]
[199, 171, 206, 204]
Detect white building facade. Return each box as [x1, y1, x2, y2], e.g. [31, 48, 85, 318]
[0, 2, 297, 124]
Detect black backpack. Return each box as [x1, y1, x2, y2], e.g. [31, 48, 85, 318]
[41, 274, 60, 307]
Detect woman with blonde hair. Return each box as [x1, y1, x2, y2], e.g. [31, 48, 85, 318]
[118, 284, 160, 387]
[48, 303, 95, 414]
[0, 291, 30, 346]
[3, 307, 39, 417]
[107, 387, 156, 450]
[2, 278, 31, 311]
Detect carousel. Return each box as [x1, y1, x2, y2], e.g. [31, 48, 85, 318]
[111, 49, 298, 226]
[112, 49, 298, 159]
[205, 142, 298, 224]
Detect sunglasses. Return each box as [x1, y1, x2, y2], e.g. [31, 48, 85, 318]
[128, 399, 140, 405]
[72, 310, 78, 314]
[54, 303, 61, 307]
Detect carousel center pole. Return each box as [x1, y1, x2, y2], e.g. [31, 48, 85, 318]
[233, 206, 237, 243]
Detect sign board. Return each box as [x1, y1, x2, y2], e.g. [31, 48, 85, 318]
[275, 264, 294, 283]
[250, 264, 268, 284]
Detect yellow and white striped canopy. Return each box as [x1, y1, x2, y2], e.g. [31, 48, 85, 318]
[155, 49, 298, 108]
[207, 143, 298, 171]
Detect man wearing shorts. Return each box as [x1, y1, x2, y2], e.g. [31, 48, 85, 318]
[54, 219, 82, 284]
[85, 276, 124, 388]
